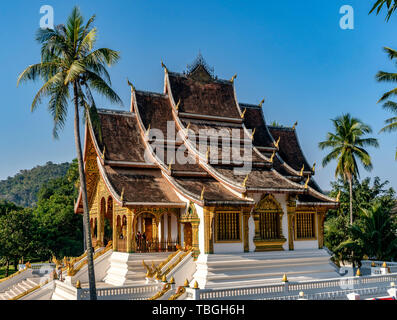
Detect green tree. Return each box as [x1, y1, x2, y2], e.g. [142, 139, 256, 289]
[319, 114, 379, 225]
[336, 203, 397, 263]
[370, 0, 397, 21]
[0, 209, 37, 277]
[17, 7, 122, 300]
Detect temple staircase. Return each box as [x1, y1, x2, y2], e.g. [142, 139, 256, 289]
[0, 278, 42, 300]
[192, 249, 341, 289]
[104, 252, 171, 286]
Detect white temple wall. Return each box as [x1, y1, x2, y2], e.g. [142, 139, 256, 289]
[213, 242, 244, 253]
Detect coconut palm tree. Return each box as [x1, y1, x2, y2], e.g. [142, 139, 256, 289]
[375, 47, 397, 159]
[370, 0, 397, 21]
[319, 114, 379, 225]
[17, 6, 122, 300]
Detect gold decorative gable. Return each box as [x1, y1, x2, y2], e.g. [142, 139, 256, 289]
[254, 194, 283, 213]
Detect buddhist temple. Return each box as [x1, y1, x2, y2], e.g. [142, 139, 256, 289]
[74, 55, 339, 287]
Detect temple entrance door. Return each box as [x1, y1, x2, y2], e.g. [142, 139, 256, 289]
[144, 218, 153, 241]
[184, 223, 192, 248]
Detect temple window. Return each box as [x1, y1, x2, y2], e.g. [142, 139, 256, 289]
[295, 212, 316, 239]
[260, 212, 281, 240]
[215, 212, 241, 242]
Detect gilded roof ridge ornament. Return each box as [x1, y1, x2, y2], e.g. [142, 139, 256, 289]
[200, 187, 205, 201]
[127, 78, 135, 92]
[161, 60, 168, 72]
[242, 174, 249, 187]
[240, 108, 247, 119]
[175, 99, 181, 111]
[274, 137, 280, 149]
[299, 165, 304, 177]
[269, 150, 276, 163]
[292, 121, 298, 130]
[101, 146, 106, 160]
[251, 128, 256, 140]
[304, 176, 310, 189]
[230, 74, 237, 83]
[336, 190, 341, 202]
[120, 187, 125, 202]
[312, 162, 316, 174]
[259, 98, 265, 107]
[146, 124, 151, 137]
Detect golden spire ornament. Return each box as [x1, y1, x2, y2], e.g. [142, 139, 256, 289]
[269, 150, 276, 163]
[251, 128, 256, 140]
[282, 274, 288, 282]
[230, 74, 237, 83]
[304, 176, 310, 189]
[259, 98, 265, 107]
[161, 60, 167, 72]
[175, 99, 181, 111]
[299, 165, 304, 177]
[312, 162, 316, 173]
[242, 174, 249, 187]
[200, 187, 205, 201]
[127, 78, 135, 91]
[120, 187, 125, 202]
[274, 137, 280, 149]
[240, 108, 247, 119]
[184, 279, 190, 287]
[292, 121, 298, 130]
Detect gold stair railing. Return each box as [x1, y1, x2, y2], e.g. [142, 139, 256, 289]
[0, 262, 31, 284]
[11, 279, 50, 300]
[143, 247, 193, 280]
[168, 286, 186, 300]
[148, 282, 172, 300]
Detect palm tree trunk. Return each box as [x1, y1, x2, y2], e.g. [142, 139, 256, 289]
[348, 177, 353, 225]
[73, 81, 97, 300]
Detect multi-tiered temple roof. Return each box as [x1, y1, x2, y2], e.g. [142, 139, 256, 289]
[76, 56, 338, 212]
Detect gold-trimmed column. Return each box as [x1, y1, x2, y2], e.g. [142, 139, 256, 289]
[126, 209, 133, 253]
[191, 221, 200, 258]
[287, 196, 296, 251]
[317, 210, 326, 249]
[112, 214, 118, 251]
[204, 207, 215, 254]
[243, 210, 250, 252]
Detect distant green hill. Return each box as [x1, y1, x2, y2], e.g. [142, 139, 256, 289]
[0, 161, 70, 207]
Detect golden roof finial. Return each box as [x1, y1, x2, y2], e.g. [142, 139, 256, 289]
[371, 261, 376, 267]
[162, 274, 167, 282]
[336, 190, 341, 202]
[270, 150, 276, 163]
[259, 98, 265, 107]
[240, 108, 247, 119]
[230, 74, 237, 83]
[200, 187, 205, 201]
[274, 137, 280, 149]
[120, 187, 125, 202]
[127, 78, 135, 92]
[161, 60, 167, 72]
[184, 279, 190, 287]
[76, 280, 81, 289]
[383, 262, 387, 268]
[299, 165, 304, 177]
[282, 274, 288, 282]
[292, 121, 298, 130]
[242, 174, 249, 187]
[193, 281, 199, 289]
[175, 99, 181, 111]
[169, 276, 175, 284]
[356, 268, 361, 277]
[146, 124, 151, 137]
[312, 162, 316, 174]
[101, 146, 106, 160]
[251, 128, 256, 140]
[304, 176, 310, 189]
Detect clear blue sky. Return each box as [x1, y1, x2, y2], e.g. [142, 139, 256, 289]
[0, 0, 396, 191]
